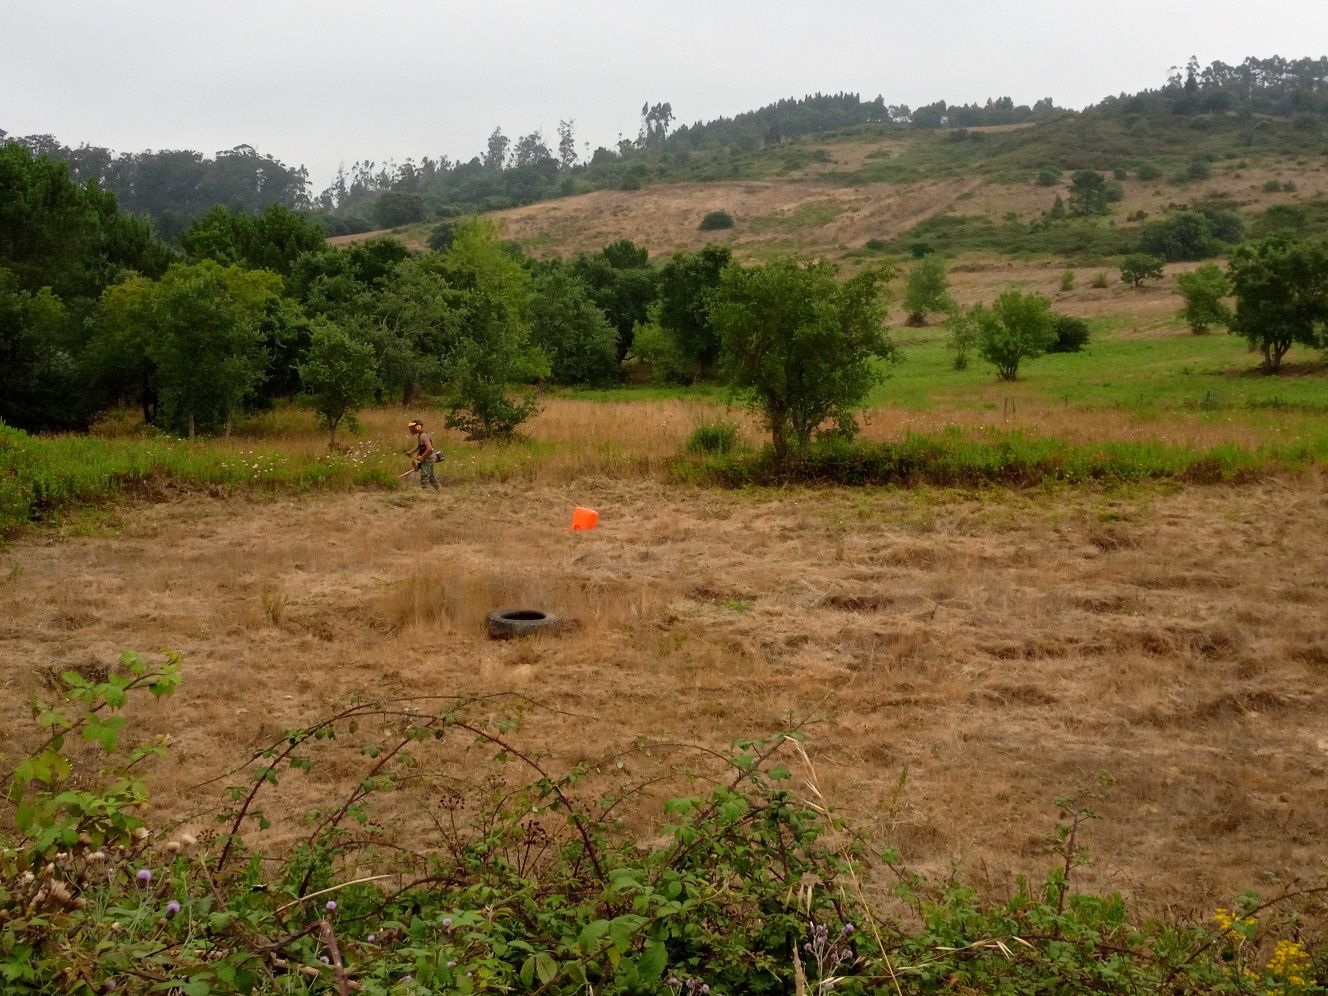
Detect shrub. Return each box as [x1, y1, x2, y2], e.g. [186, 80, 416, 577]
[1049, 314, 1091, 352]
[1091, 271, 1110, 289]
[1264, 178, 1284, 193]
[698, 210, 735, 231]
[686, 420, 739, 455]
[1180, 161, 1212, 183]
[1113, 167, 1129, 181]
[1136, 163, 1163, 182]
[426, 222, 457, 253]
[1176, 263, 1232, 334]
[1060, 269, 1076, 292]
[1035, 164, 1062, 187]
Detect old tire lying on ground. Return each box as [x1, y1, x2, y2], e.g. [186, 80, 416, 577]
[487, 608, 561, 640]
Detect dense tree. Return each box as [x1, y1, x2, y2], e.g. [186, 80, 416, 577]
[371, 191, 425, 228]
[710, 258, 897, 460]
[85, 274, 161, 424]
[0, 268, 82, 431]
[903, 255, 954, 325]
[0, 143, 173, 302]
[143, 261, 283, 436]
[8, 137, 311, 242]
[1227, 235, 1328, 371]
[436, 220, 546, 438]
[1175, 263, 1232, 334]
[653, 245, 732, 379]
[569, 240, 658, 362]
[299, 318, 379, 446]
[181, 204, 325, 275]
[973, 289, 1056, 381]
[529, 265, 619, 386]
[363, 253, 455, 407]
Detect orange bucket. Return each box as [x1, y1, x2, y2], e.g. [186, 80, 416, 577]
[570, 506, 599, 531]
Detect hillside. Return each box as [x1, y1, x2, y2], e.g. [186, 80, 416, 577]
[333, 113, 1328, 268]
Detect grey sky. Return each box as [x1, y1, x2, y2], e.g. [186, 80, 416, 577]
[4, 1, 1326, 192]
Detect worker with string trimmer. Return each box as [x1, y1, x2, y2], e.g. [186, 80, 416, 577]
[402, 419, 441, 491]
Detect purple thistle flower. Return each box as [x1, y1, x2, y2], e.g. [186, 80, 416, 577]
[104, 983, 116, 993]
[325, 900, 337, 911]
[447, 960, 457, 969]
[165, 900, 181, 916]
[319, 955, 330, 965]
[135, 869, 152, 883]
[367, 933, 376, 943]
[442, 916, 453, 928]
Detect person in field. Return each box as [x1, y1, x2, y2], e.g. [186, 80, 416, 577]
[407, 419, 441, 491]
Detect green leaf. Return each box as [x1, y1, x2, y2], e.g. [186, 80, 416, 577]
[579, 919, 611, 953]
[638, 941, 666, 980]
[519, 955, 535, 988]
[534, 953, 557, 985]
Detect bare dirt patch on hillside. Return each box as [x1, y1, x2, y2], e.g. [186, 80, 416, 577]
[3, 480, 1326, 912]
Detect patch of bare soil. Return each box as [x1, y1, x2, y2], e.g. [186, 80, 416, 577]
[3, 479, 1326, 911]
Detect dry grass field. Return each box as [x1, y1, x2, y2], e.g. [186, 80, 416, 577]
[3, 470, 1326, 917]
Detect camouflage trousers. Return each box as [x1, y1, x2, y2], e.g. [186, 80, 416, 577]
[418, 458, 440, 490]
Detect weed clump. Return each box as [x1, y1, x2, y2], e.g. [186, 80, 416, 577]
[685, 421, 739, 455]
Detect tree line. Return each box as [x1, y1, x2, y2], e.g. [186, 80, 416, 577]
[5, 138, 1325, 458]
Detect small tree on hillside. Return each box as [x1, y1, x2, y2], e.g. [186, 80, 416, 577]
[1068, 170, 1110, 216]
[1175, 263, 1232, 334]
[1120, 254, 1165, 287]
[710, 258, 897, 461]
[299, 318, 379, 446]
[1227, 235, 1328, 372]
[973, 289, 1056, 381]
[903, 254, 954, 326]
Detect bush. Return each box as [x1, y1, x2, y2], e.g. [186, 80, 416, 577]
[1136, 163, 1163, 182]
[698, 210, 735, 231]
[1179, 161, 1212, 183]
[1036, 164, 1062, 186]
[1049, 314, 1091, 352]
[1060, 269, 1076, 292]
[1176, 263, 1232, 334]
[426, 222, 457, 254]
[686, 420, 739, 455]
[1091, 271, 1110, 289]
[4, 645, 1325, 994]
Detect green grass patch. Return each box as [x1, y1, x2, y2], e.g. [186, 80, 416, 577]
[0, 422, 397, 538]
[873, 318, 1328, 417]
[865, 212, 1137, 261]
[747, 200, 844, 232]
[695, 429, 1317, 489]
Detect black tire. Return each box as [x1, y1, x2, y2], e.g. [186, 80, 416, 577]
[487, 608, 561, 640]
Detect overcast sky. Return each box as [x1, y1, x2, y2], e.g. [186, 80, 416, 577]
[4, 1, 1326, 192]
